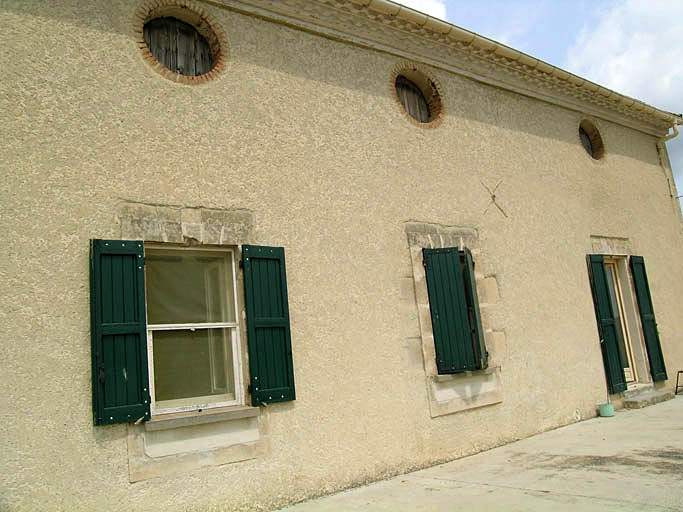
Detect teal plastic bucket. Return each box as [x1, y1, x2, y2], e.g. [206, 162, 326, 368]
[599, 402, 614, 417]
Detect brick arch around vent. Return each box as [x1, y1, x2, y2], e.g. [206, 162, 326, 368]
[134, 0, 228, 84]
[391, 61, 445, 128]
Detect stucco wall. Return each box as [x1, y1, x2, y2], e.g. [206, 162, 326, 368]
[1, 1, 682, 510]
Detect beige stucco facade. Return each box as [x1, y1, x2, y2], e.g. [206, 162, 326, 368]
[1, 1, 682, 511]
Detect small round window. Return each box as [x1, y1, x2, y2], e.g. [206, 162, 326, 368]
[393, 68, 443, 125]
[579, 120, 605, 159]
[144, 17, 212, 76]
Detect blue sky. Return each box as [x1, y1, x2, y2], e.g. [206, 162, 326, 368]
[396, 0, 683, 202]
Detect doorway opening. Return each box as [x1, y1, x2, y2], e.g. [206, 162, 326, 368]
[603, 259, 637, 382]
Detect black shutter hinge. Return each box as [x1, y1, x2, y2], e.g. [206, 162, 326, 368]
[97, 362, 106, 384]
[239, 259, 243, 269]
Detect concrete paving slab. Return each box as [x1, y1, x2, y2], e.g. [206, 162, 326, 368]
[278, 397, 683, 511]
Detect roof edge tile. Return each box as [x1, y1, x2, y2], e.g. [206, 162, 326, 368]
[219, 0, 681, 134]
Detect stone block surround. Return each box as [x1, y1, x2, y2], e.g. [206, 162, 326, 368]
[405, 222, 505, 417]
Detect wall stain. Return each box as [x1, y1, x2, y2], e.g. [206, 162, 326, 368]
[507, 449, 683, 475]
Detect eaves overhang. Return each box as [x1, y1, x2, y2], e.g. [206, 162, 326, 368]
[209, 0, 682, 137]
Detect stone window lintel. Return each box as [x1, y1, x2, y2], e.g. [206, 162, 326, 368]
[118, 201, 255, 246]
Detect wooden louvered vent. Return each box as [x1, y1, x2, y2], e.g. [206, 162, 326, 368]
[143, 17, 212, 76]
[395, 75, 431, 123]
[579, 120, 605, 159]
[579, 127, 593, 157]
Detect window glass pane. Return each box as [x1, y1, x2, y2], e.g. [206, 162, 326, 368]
[145, 249, 235, 324]
[152, 328, 235, 408]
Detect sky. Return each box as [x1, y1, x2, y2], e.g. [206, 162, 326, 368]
[396, 0, 683, 202]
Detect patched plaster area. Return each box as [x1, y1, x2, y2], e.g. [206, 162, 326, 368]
[127, 412, 268, 482]
[405, 222, 504, 418]
[429, 367, 503, 417]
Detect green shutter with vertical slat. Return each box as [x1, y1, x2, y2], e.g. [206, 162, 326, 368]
[587, 255, 627, 394]
[629, 256, 667, 382]
[242, 245, 295, 406]
[423, 248, 476, 373]
[464, 248, 488, 370]
[90, 240, 150, 425]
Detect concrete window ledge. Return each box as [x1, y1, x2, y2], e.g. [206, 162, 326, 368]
[433, 366, 498, 382]
[127, 407, 268, 482]
[145, 406, 260, 432]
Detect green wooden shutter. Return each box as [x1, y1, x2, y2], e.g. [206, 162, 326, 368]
[242, 245, 295, 406]
[464, 248, 488, 370]
[423, 248, 476, 373]
[90, 240, 150, 425]
[587, 255, 627, 393]
[629, 256, 667, 382]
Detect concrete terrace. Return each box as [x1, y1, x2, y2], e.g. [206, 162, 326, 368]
[279, 396, 683, 511]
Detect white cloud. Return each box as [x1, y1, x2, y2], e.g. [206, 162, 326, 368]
[566, 1, 683, 110]
[394, 0, 447, 20]
[565, 0, 683, 192]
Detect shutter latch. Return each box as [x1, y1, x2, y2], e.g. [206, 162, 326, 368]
[97, 363, 106, 384]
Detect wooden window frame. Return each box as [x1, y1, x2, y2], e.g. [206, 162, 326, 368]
[144, 245, 245, 416]
[603, 258, 638, 383]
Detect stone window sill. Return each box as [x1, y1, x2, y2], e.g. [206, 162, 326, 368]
[432, 366, 498, 382]
[145, 406, 260, 432]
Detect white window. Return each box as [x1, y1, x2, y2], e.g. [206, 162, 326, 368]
[144, 246, 243, 415]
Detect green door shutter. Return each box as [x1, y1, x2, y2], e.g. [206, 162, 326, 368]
[587, 255, 627, 393]
[242, 245, 295, 406]
[464, 248, 488, 370]
[90, 240, 150, 425]
[629, 256, 667, 382]
[423, 248, 476, 373]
